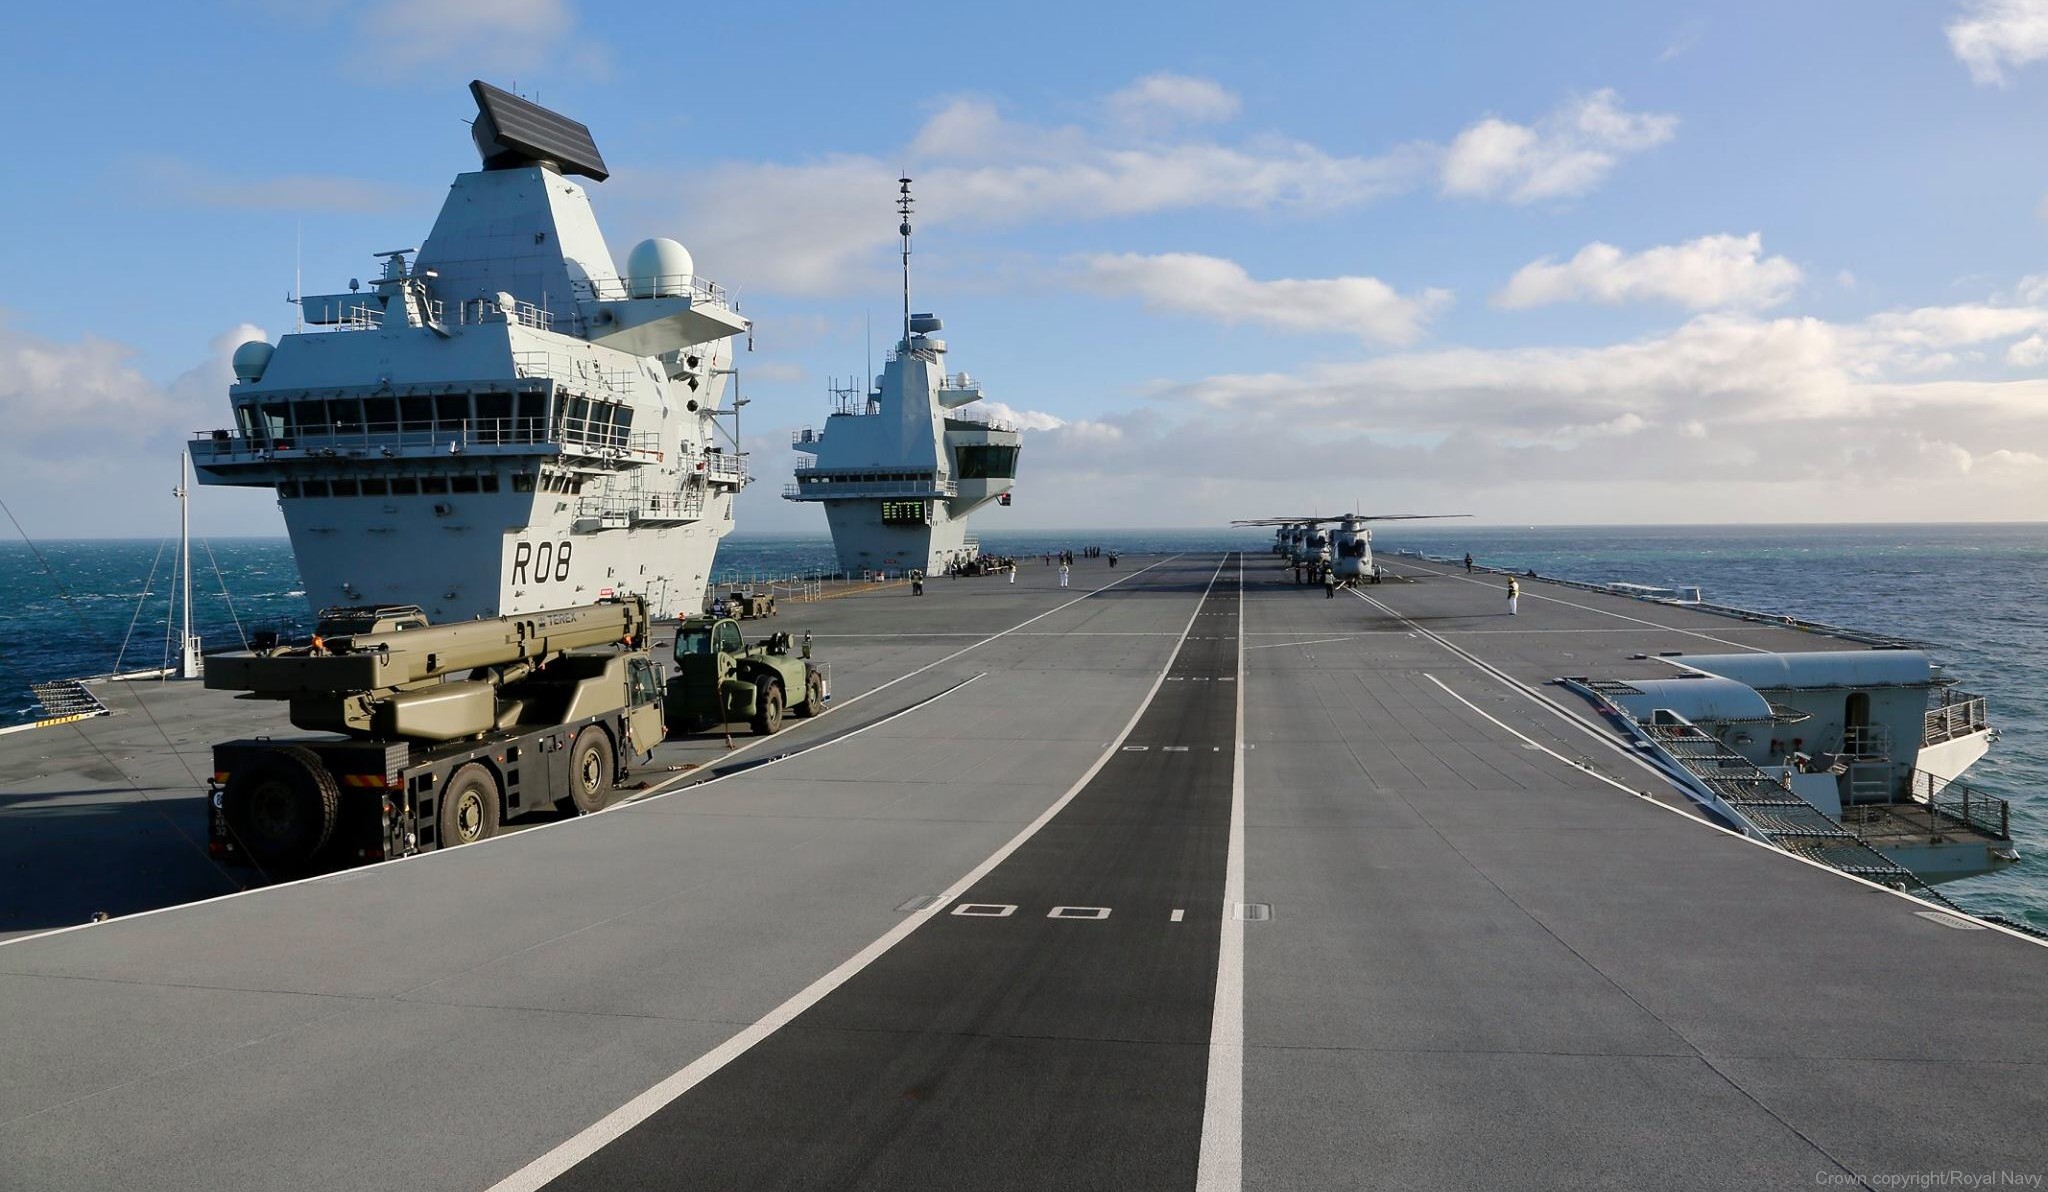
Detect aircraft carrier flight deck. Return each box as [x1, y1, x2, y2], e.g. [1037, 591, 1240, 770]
[1, 554, 2042, 1190]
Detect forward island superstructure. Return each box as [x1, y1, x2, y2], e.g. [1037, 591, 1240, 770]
[191, 82, 750, 621]
[785, 179, 1020, 575]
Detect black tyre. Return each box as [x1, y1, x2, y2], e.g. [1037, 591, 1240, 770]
[438, 763, 500, 849]
[793, 669, 825, 719]
[221, 745, 340, 869]
[564, 725, 614, 815]
[751, 679, 784, 736]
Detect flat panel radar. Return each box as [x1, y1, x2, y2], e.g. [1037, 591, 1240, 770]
[468, 80, 609, 180]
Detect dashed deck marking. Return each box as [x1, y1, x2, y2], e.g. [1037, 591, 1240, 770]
[952, 903, 1017, 918]
[1048, 906, 1112, 920]
[505, 555, 1244, 1192]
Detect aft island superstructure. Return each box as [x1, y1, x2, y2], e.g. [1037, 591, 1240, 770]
[784, 180, 1020, 575]
[191, 82, 749, 622]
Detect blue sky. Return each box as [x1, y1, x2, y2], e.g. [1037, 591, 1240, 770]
[6, 0, 2048, 537]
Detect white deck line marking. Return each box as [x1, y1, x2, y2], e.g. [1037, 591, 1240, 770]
[1413, 663, 2047, 954]
[1197, 552, 1246, 1191]
[0, 559, 1183, 953]
[1245, 634, 1368, 650]
[1172, 908, 1186, 922]
[1358, 587, 2048, 949]
[1351, 587, 1681, 792]
[1389, 560, 1767, 653]
[487, 556, 1233, 1192]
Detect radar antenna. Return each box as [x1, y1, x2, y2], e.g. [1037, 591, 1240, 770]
[897, 176, 914, 344]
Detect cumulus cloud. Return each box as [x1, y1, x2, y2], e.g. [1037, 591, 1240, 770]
[996, 304, 2048, 526]
[1494, 233, 1803, 311]
[0, 317, 283, 534]
[1077, 252, 1451, 344]
[977, 400, 1067, 432]
[1106, 73, 1243, 130]
[1440, 89, 1676, 203]
[662, 78, 1660, 296]
[1948, 0, 2048, 85]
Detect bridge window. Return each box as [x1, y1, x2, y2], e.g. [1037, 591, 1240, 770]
[956, 445, 1019, 480]
[401, 396, 434, 433]
[391, 477, 419, 495]
[435, 393, 470, 432]
[360, 478, 388, 496]
[364, 397, 397, 433]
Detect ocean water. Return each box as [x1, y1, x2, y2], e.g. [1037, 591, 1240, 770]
[1, 524, 2041, 928]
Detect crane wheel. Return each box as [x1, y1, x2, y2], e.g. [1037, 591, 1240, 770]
[221, 745, 340, 869]
[751, 680, 784, 736]
[794, 670, 824, 719]
[439, 763, 501, 848]
[563, 725, 614, 815]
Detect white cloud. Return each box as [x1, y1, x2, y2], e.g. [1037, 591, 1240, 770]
[1440, 89, 1676, 203]
[1659, 19, 1706, 62]
[354, 0, 597, 74]
[1948, 0, 2048, 85]
[2007, 332, 2048, 365]
[1078, 252, 1451, 344]
[977, 400, 1066, 431]
[994, 300, 2048, 527]
[1494, 233, 1803, 311]
[1106, 74, 1242, 130]
[0, 317, 172, 442]
[665, 79, 1657, 296]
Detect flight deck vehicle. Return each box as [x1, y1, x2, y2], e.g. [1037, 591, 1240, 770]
[203, 598, 665, 872]
[666, 616, 826, 737]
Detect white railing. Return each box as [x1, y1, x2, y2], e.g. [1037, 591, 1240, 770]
[577, 273, 735, 310]
[511, 350, 638, 399]
[577, 486, 707, 525]
[1925, 692, 1989, 747]
[191, 418, 663, 464]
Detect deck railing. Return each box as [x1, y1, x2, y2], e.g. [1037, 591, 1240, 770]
[1906, 768, 2011, 840]
[191, 418, 663, 464]
[1925, 692, 1989, 747]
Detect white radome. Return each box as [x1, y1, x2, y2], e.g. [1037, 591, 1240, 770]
[626, 238, 693, 298]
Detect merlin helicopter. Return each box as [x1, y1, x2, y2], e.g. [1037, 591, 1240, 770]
[1234, 513, 1470, 587]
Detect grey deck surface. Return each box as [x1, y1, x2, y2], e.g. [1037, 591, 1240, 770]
[0, 554, 2041, 1190]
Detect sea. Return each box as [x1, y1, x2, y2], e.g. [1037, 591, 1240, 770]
[1, 524, 2042, 929]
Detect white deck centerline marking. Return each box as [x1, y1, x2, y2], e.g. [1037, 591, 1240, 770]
[487, 556, 1233, 1192]
[1171, 908, 1186, 922]
[1197, 552, 1246, 1191]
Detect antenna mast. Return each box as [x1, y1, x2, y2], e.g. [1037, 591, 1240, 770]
[175, 455, 198, 680]
[897, 177, 914, 344]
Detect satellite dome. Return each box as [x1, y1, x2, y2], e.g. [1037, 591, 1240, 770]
[231, 339, 275, 384]
[626, 238, 693, 299]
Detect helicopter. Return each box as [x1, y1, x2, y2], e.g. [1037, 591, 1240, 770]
[1234, 513, 1470, 587]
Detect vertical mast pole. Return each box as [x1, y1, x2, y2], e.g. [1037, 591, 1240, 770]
[897, 177, 913, 344]
[177, 454, 197, 679]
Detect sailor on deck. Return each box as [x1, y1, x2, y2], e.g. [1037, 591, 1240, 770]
[1507, 576, 1520, 615]
[1058, 563, 1070, 588]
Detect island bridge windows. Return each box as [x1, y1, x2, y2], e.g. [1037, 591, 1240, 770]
[954, 444, 1018, 480]
[234, 390, 626, 449]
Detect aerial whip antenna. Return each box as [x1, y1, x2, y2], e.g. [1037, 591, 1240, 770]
[897, 176, 914, 344]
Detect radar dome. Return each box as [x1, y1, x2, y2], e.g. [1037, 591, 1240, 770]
[231, 339, 275, 384]
[626, 238, 693, 299]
